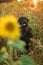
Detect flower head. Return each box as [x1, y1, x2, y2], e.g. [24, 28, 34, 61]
[0, 15, 20, 40]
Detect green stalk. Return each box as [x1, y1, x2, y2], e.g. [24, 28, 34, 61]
[8, 47, 14, 65]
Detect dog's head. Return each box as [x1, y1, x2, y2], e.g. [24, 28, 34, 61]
[18, 17, 29, 27]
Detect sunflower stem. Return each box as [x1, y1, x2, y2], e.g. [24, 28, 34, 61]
[8, 47, 14, 65]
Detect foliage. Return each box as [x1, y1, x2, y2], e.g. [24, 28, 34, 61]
[0, 39, 37, 65]
[0, 0, 43, 65]
[19, 55, 37, 65]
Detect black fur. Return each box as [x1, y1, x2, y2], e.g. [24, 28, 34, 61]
[18, 17, 33, 52]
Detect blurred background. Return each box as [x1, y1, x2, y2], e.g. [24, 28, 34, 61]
[0, 0, 43, 65]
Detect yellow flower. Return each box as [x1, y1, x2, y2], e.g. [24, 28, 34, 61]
[0, 15, 20, 40]
[30, 2, 36, 9]
[1, 47, 6, 52]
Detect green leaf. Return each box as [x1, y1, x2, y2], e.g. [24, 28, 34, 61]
[19, 55, 37, 65]
[0, 52, 5, 63]
[8, 40, 25, 52]
[28, 21, 36, 32]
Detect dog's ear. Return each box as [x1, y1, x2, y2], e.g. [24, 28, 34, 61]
[18, 17, 29, 24]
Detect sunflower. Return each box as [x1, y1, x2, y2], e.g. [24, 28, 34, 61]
[30, 2, 36, 9]
[0, 15, 20, 40]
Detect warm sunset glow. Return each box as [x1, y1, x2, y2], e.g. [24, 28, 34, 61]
[33, 0, 37, 5]
[40, 0, 43, 1]
[17, 0, 22, 2]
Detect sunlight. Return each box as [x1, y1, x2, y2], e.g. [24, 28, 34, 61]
[17, 0, 22, 2]
[40, 0, 43, 1]
[33, 0, 37, 5]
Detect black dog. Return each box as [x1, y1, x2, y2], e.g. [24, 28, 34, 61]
[18, 17, 33, 52]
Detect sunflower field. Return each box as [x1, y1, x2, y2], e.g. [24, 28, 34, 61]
[0, 0, 43, 65]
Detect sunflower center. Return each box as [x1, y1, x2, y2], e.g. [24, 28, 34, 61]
[6, 23, 14, 31]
